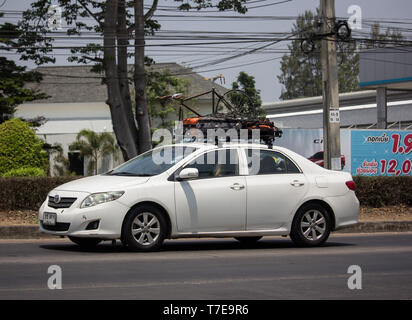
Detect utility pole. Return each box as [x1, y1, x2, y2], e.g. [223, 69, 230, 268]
[320, 0, 341, 170]
[376, 87, 387, 129]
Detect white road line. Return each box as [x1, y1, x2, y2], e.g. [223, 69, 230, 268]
[1, 246, 412, 265]
[1, 271, 412, 293]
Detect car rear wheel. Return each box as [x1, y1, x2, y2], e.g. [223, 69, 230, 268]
[234, 236, 262, 245]
[68, 236, 102, 247]
[122, 205, 167, 252]
[290, 203, 331, 247]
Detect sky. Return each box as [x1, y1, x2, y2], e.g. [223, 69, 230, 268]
[2, 0, 412, 102]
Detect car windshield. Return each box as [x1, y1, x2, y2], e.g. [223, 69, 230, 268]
[107, 146, 197, 176]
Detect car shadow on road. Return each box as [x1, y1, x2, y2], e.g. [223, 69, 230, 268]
[39, 238, 355, 254]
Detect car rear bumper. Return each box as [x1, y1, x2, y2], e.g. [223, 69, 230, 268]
[325, 192, 360, 231]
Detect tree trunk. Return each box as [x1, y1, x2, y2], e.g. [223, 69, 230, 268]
[117, 0, 139, 153]
[103, 0, 138, 161]
[134, 0, 152, 153]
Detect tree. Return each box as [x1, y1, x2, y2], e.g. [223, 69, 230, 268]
[145, 69, 190, 131]
[277, 11, 405, 100]
[52, 145, 71, 176]
[0, 13, 47, 123]
[42, 142, 71, 176]
[0, 119, 48, 175]
[229, 71, 265, 117]
[19, 0, 249, 160]
[69, 129, 118, 175]
[363, 23, 404, 49]
[278, 10, 359, 100]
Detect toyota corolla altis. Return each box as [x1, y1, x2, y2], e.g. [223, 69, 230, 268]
[39, 143, 359, 251]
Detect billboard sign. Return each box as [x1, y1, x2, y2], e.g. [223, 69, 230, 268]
[351, 130, 412, 176]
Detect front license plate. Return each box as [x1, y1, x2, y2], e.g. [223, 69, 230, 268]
[43, 212, 57, 226]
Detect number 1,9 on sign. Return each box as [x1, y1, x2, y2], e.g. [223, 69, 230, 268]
[392, 133, 412, 154]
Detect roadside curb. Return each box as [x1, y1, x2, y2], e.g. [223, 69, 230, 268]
[335, 221, 412, 234]
[1, 221, 412, 239]
[0, 225, 55, 239]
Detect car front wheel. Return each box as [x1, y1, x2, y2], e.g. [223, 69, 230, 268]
[122, 205, 167, 252]
[290, 203, 331, 247]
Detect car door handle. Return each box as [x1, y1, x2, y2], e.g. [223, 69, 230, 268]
[230, 183, 245, 190]
[290, 180, 305, 187]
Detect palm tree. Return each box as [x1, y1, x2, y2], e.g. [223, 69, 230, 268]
[69, 129, 118, 175]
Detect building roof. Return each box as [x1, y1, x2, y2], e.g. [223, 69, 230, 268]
[25, 63, 228, 104]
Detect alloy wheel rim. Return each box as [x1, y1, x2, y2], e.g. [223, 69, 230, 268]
[300, 209, 326, 241]
[132, 212, 160, 246]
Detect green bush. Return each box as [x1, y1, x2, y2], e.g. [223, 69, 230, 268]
[0, 118, 48, 175]
[2, 167, 46, 177]
[353, 176, 412, 207]
[0, 176, 80, 210]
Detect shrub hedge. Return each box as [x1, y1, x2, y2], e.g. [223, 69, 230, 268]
[2, 167, 46, 177]
[0, 119, 48, 175]
[0, 176, 410, 211]
[353, 176, 412, 207]
[0, 176, 80, 210]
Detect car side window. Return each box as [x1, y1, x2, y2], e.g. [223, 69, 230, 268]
[247, 149, 300, 175]
[184, 149, 239, 179]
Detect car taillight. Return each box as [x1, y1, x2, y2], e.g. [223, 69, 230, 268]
[345, 181, 356, 191]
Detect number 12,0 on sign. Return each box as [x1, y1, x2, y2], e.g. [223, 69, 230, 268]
[380, 159, 412, 175]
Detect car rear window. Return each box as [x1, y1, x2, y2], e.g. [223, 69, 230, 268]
[246, 149, 301, 175]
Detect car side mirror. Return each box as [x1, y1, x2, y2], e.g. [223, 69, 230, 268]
[178, 168, 199, 180]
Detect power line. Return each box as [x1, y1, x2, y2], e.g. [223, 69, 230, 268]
[28, 54, 285, 83]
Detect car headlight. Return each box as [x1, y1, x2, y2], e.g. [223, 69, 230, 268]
[80, 191, 125, 208]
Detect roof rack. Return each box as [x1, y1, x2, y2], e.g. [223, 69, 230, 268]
[158, 89, 283, 148]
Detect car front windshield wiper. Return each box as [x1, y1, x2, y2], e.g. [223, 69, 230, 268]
[108, 171, 155, 177]
[108, 171, 140, 176]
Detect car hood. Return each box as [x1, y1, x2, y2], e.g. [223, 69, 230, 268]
[54, 175, 150, 193]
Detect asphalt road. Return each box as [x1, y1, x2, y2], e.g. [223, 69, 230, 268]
[0, 233, 411, 300]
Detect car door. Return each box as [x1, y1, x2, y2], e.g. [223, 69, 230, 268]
[243, 148, 308, 230]
[174, 148, 247, 233]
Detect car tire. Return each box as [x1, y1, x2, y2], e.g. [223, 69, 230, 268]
[68, 236, 102, 247]
[122, 205, 167, 252]
[234, 236, 262, 245]
[290, 203, 331, 247]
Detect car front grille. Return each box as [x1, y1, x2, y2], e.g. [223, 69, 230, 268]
[41, 221, 71, 232]
[48, 196, 77, 209]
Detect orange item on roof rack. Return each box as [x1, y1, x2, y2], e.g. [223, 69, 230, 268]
[183, 117, 200, 125]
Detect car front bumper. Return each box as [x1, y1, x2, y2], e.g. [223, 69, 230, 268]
[38, 191, 131, 239]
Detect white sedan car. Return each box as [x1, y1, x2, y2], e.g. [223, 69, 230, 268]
[39, 143, 359, 251]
